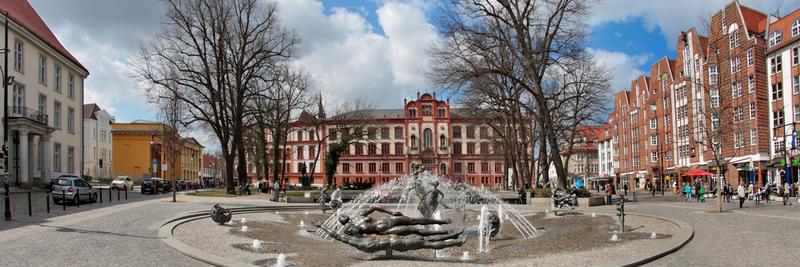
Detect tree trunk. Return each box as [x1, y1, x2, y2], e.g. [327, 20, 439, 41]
[271, 131, 281, 183]
[716, 167, 723, 212]
[224, 150, 235, 194]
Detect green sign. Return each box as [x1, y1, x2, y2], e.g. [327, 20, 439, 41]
[781, 159, 786, 167]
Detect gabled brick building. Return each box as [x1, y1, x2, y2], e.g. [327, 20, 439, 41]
[605, 1, 776, 189]
[767, 8, 800, 185]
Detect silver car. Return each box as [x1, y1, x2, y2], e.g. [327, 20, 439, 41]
[52, 176, 98, 204]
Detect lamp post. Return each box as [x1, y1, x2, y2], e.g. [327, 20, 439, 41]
[3, 11, 17, 221]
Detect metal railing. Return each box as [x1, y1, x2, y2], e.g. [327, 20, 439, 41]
[8, 106, 48, 125]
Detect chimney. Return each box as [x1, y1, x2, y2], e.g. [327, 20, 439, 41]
[433, 91, 436, 100]
[417, 92, 420, 99]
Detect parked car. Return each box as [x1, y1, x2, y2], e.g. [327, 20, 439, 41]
[52, 176, 98, 204]
[176, 180, 187, 191]
[141, 178, 165, 194]
[110, 176, 134, 190]
[158, 178, 173, 193]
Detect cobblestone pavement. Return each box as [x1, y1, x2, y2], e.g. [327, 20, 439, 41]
[588, 194, 800, 266]
[3, 190, 800, 266]
[0, 193, 212, 267]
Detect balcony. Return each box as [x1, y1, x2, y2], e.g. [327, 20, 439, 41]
[9, 106, 48, 125]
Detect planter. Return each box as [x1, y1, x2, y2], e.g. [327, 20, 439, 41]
[578, 196, 606, 207]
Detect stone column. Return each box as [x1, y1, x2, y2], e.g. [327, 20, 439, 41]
[19, 129, 29, 186]
[43, 133, 52, 182]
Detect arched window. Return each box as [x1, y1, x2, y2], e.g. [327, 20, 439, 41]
[439, 163, 447, 176]
[423, 128, 433, 149]
[439, 134, 446, 148]
[410, 135, 417, 148]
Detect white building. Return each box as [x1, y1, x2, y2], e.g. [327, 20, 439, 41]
[83, 104, 114, 179]
[0, 1, 88, 186]
[766, 10, 800, 184]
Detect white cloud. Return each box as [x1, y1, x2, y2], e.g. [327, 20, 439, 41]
[587, 48, 650, 91]
[276, 0, 439, 108]
[589, 0, 800, 49]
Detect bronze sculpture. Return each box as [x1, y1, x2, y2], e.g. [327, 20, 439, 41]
[313, 205, 467, 253]
[210, 204, 232, 225]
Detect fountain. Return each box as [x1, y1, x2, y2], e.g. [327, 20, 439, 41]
[241, 217, 246, 224]
[478, 205, 489, 253]
[251, 239, 262, 249]
[433, 210, 448, 259]
[274, 253, 288, 267]
[610, 233, 620, 242]
[304, 211, 310, 215]
[460, 251, 471, 261]
[591, 212, 596, 218]
[241, 225, 249, 232]
[275, 211, 280, 215]
[497, 204, 505, 223]
[314, 170, 538, 243]
[650, 232, 657, 239]
[299, 220, 305, 227]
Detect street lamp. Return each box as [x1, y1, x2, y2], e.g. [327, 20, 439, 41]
[3, 11, 17, 220]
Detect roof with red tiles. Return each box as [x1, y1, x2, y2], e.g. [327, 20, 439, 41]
[739, 4, 767, 34]
[0, 0, 88, 73]
[766, 7, 800, 54]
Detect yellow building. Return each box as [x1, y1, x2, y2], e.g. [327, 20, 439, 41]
[179, 138, 203, 180]
[111, 120, 203, 183]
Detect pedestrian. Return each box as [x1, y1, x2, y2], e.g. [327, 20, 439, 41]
[698, 184, 706, 202]
[738, 182, 746, 208]
[764, 185, 771, 204]
[684, 183, 692, 202]
[605, 184, 613, 205]
[786, 182, 793, 206]
[623, 183, 629, 196]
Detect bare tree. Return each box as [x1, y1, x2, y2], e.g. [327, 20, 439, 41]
[430, 0, 603, 188]
[322, 100, 375, 188]
[692, 20, 747, 212]
[133, 0, 298, 194]
[249, 64, 312, 188]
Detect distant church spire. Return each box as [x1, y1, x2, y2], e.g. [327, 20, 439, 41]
[317, 91, 326, 119]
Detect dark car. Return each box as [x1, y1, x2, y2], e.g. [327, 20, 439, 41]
[176, 180, 187, 191]
[141, 178, 165, 194]
[160, 178, 173, 193]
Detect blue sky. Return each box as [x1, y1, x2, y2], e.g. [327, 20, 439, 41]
[30, 0, 800, 151]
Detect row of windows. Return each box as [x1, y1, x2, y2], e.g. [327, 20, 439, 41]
[12, 83, 75, 133]
[408, 106, 447, 118]
[53, 143, 76, 173]
[14, 39, 77, 100]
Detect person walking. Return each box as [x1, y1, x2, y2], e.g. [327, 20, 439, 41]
[605, 184, 613, 205]
[698, 184, 706, 203]
[738, 182, 746, 208]
[786, 182, 793, 206]
[651, 181, 656, 197]
[623, 183, 629, 196]
[684, 183, 692, 202]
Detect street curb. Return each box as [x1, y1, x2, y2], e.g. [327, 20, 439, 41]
[596, 211, 694, 267]
[158, 205, 318, 267]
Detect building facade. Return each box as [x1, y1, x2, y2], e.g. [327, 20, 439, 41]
[604, 1, 782, 189]
[1, 0, 87, 187]
[201, 153, 225, 186]
[549, 125, 605, 189]
[111, 120, 204, 183]
[83, 103, 114, 180]
[767, 9, 800, 185]
[179, 138, 203, 181]
[257, 93, 528, 189]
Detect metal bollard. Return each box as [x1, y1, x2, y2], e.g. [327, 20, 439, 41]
[46, 192, 50, 213]
[125, 188, 128, 200]
[117, 188, 120, 201]
[616, 197, 626, 232]
[62, 190, 66, 210]
[4, 180, 11, 221]
[27, 191, 32, 216]
[109, 187, 112, 202]
[99, 188, 102, 203]
[76, 189, 80, 208]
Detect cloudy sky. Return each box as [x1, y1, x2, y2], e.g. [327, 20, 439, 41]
[28, 0, 800, 150]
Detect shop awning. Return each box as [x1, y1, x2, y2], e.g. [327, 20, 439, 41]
[681, 169, 713, 177]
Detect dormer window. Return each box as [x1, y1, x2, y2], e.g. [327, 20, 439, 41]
[792, 19, 799, 36]
[770, 31, 782, 47]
